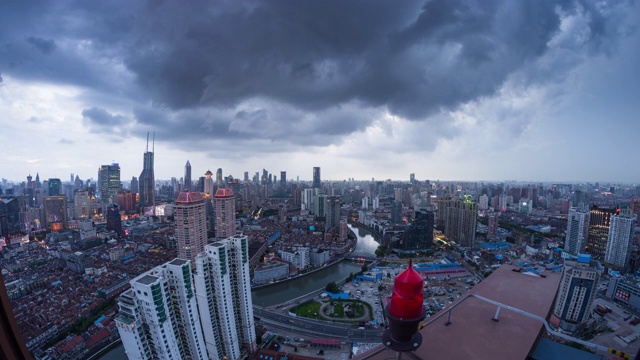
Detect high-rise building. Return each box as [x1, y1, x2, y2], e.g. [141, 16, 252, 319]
[585, 206, 619, 259]
[184, 160, 192, 191]
[213, 188, 235, 239]
[44, 196, 68, 231]
[390, 200, 403, 224]
[565, 205, 590, 256]
[130, 176, 138, 194]
[325, 196, 341, 231]
[312, 167, 321, 189]
[194, 235, 256, 359]
[138, 133, 155, 209]
[115, 259, 207, 360]
[204, 170, 214, 197]
[487, 213, 498, 240]
[174, 191, 207, 263]
[314, 194, 327, 218]
[0, 196, 20, 238]
[399, 209, 435, 252]
[551, 254, 600, 333]
[604, 209, 635, 270]
[74, 190, 97, 219]
[98, 163, 121, 202]
[441, 195, 477, 247]
[47, 178, 61, 196]
[116, 190, 136, 213]
[302, 188, 318, 211]
[216, 168, 223, 187]
[280, 171, 287, 189]
[106, 204, 122, 235]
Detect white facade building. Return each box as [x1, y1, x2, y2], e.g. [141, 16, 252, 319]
[604, 209, 635, 269]
[194, 235, 256, 359]
[115, 259, 207, 360]
[565, 205, 589, 256]
[478, 194, 489, 211]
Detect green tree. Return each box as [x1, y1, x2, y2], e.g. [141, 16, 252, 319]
[326, 282, 340, 294]
[361, 264, 368, 273]
[375, 245, 387, 257]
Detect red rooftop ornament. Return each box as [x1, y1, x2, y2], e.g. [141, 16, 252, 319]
[382, 259, 426, 354]
[389, 259, 424, 319]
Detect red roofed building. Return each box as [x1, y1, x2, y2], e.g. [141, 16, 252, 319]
[214, 188, 236, 239]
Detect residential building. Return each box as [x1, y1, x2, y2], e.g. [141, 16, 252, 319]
[213, 188, 236, 239]
[174, 191, 207, 263]
[194, 235, 256, 359]
[604, 208, 635, 270]
[115, 259, 207, 360]
[325, 196, 341, 231]
[565, 204, 590, 256]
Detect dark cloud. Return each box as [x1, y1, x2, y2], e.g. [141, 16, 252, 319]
[81, 107, 132, 138]
[1, 0, 634, 154]
[26, 36, 56, 54]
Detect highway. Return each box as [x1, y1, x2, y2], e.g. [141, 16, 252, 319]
[253, 306, 384, 343]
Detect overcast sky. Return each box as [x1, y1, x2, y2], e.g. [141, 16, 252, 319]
[1, 0, 639, 184]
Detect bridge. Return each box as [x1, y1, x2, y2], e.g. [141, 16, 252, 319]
[345, 251, 377, 260]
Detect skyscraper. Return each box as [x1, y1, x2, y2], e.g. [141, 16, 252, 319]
[0, 196, 20, 239]
[115, 259, 207, 360]
[116, 190, 136, 214]
[44, 196, 68, 231]
[74, 190, 96, 219]
[106, 204, 122, 235]
[138, 133, 155, 209]
[47, 178, 61, 196]
[551, 254, 599, 333]
[280, 171, 287, 189]
[604, 208, 635, 270]
[400, 209, 435, 252]
[312, 167, 321, 189]
[130, 176, 138, 194]
[213, 188, 235, 239]
[174, 191, 207, 263]
[203, 170, 214, 197]
[98, 163, 121, 202]
[325, 196, 341, 231]
[194, 235, 256, 359]
[441, 195, 477, 247]
[216, 168, 223, 187]
[585, 206, 619, 259]
[565, 205, 590, 256]
[184, 160, 192, 191]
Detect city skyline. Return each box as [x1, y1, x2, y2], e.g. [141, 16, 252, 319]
[1, 1, 640, 183]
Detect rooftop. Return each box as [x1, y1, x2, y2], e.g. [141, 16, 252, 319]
[169, 258, 188, 266]
[135, 274, 159, 286]
[175, 191, 204, 203]
[356, 264, 561, 360]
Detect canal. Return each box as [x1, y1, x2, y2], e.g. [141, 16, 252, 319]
[100, 224, 379, 358]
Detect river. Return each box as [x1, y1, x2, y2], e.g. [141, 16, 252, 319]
[99, 224, 379, 359]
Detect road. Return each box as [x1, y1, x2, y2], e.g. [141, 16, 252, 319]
[253, 306, 384, 342]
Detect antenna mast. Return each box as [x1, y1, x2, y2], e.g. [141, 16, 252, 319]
[146, 132, 149, 152]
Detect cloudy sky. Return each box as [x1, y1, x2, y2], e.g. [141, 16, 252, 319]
[1, 0, 639, 184]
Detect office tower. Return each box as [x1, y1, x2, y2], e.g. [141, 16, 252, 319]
[487, 213, 498, 240]
[116, 190, 136, 213]
[44, 196, 68, 231]
[204, 170, 214, 197]
[280, 171, 287, 189]
[197, 176, 205, 192]
[115, 259, 207, 360]
[35, 173, 41, 189]
[216, 168, 223, 187]
[0, 196, 20, 239]
[325, 196, 341, 231]
[184, 160, 192, 191]
[74, 189, 97, 219]
[130, 176, 138, 194]
[410, 173, 415, 184]
[565, 205, 590, 256]
[173, 191, 207, 263]
[302, 188, 318, 212]
[139, 133, 155, 208]
[391, 200, 403, 224]
[314, 194, 327, 218]
[244, 171, 249, 182]
[106, 204, 122, 235]
[442, 195, 477, 247]
[552, 254, 600, 333]
[312, 167, 321, 189]
[47, 178, 61, 196]
[73, 175, 82, 191]
[194, 235, 256, 359]
[213, 188, 235, 239]
[604, 209, 635, 270]
[400, 209, 435, 252]
[98, 163, 121, 202]
[585, 206, 619, 259]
